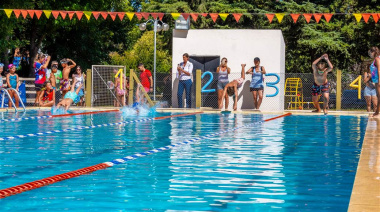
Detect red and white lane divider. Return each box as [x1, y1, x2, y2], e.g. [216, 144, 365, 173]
[0, 113, 291, 199]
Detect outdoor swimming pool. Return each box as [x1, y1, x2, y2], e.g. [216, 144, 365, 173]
[0, 110, 367, 211]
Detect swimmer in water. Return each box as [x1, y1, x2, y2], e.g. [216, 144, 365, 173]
[56, 78, 82, 111]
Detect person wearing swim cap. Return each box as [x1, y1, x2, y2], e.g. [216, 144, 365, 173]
[56, 78, 82, 111]
[219, 65, 246, 111]
[6, 64, 20, 108]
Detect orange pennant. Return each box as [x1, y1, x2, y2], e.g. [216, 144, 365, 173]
[20, 10, 28, 19]
[290, 14, 300, 23]
[141, 12, 149, 20]
[76, 11, 83, 20]
[135, 13, 143, 20]
[92, 12, 100, 20]
[14, 10, 21, 18]
[209, 13, 218, 22]
[35, 10, 43, 19]
[362, 13, 371, 23]
[323, 13, 333, 23]
[150, 13, 159, 20]
[27, 10, 35, 18]
[303, 13, 312, 23]
[60, 11, 68, 19]
[201, 13, 208, 17]
[52, 11, 60, 19]
[109, 12, 117, 21]
[313, 14, 323, 23]
[232, 13, 242, 22]
[190, 13, 199, 22]
[157, 13, 164, 21]
[266, 14, 275, 23]
[117, 12, 125, 21]
[100, 12, 108, 20]
[68, 11, 75, 20]
[371, 13, 378, 23]
[181, 13, 190, 20]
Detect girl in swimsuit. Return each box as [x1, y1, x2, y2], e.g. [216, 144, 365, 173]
[56, 78, 82, 111]
[368, 47, 380, 118]
[6, 64, 19, 108]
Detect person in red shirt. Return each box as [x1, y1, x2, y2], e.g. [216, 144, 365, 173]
[136, 63, 153, 103]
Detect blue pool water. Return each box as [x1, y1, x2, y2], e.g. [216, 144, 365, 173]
[0, 110, 367, 211]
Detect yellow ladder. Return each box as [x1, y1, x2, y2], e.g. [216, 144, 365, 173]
[284, 78, 303, 110]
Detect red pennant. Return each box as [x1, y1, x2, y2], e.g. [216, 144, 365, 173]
[150, 13, 159, 19]
[290, 14, 300, 23]
[135, 13, 143, 20]
[209, 13, 218, 22]
[362, 13, 371, 23]
[181, 13, 190, 20]
[371, 13, 378, 23]
[14, 10, 21, 18]
[190, 13, 199, 22]
[92, 12, 100, 20]
[303, 13, 312, 23]
[76, 11, 83, 20]
[20, 10, 28, 19]
[52, 11, 60, 19]
[201, 13, 208, 17]
[27, 10, 35, 18]
[68, 11, 75, 20]
[141, 12, 150, 20]
[232, 13, 242, 22]
[60, 11, 68, 19]
[323, 13, 333, 23]
[100, 12, 108, 20]
[109, 12, 117, 21]
[117, 12, 125, 21]
[266, 14, 275, 23]
[151, 12, 164, 20]
[313, 13, 323, 23]
[157, 13, 164, 21]
[35, 10, 43, 19]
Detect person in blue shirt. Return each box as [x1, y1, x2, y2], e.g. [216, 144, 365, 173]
[244, 57, 267, 110]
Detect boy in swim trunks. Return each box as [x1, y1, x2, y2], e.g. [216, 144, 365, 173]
[60, 58, 76, 97]
[312, 54, 334, 115]
[219, 65, 246, 111]
[56, 78, 82, 111]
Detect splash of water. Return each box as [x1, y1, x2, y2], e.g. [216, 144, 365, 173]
[51, 106, 66, 115]
[120, 102, 158, 118]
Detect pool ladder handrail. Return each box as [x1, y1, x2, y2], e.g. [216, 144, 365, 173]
[1, 88, 26, 112]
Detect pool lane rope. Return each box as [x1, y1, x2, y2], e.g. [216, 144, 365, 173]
[0, 113, 291, 199]
[0, 112, 203, 141]
[0, 109, 120, 123]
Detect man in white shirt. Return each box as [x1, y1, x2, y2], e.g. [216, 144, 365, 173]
[177, 53, 193, 108]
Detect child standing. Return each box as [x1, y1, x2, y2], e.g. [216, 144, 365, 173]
[60, 58, 76, 97]
[6, 64, 20, 108]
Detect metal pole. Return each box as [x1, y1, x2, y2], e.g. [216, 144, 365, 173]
[153, 19, 157, 101]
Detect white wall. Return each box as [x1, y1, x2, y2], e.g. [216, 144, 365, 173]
[172, 29, 285, 111]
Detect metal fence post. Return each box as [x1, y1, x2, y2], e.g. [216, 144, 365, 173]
[196, 69, 201, 108]
[336, 69, 342, 110]
[85, 69, 92, 107]
[129, 69, 134, 105]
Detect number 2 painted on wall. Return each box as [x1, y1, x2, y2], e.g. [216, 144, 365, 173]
[265, 73, 280, 97]
[201, 71, 216, 93]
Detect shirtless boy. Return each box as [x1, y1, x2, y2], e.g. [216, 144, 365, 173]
[60, 58, 76, 97]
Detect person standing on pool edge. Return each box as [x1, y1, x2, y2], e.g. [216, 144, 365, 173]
[177, 53, 193, 108]
[244, 57, 266, 110]
[368, 46, 380, 118]
[312, 54, 334, 115]
[219, 66, 246, 111]
[217, 57, 230, 110]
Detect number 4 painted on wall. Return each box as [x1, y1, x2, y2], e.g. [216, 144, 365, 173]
[349, 76, 362, 99]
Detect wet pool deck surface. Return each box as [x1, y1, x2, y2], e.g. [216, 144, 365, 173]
[1, 107, 379, 210]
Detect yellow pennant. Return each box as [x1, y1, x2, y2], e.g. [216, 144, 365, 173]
[353, 13, 362, 22]
[126, 12, 134, 21]
[275, 13, 285, 23]
[83, 11, 92, 20]
[115, 69, 124, 89]
[219, 13, 229, 21]
[4, 9, 13, 18]
[43, 10, 52, 18]
[171, 13, 181, 20]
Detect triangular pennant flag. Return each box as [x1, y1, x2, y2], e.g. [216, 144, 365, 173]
[68, 11, 75, 20]
[171, 13, 181, 20]
[141, 12, 149, 20]
[232, 13, 242, 22]
[27, 10, 35, 18]
[76, 11, 83, 20]
[100, 12, 108, 20]
[209, 13, 219, 22]
[83, 11, 92, 20]
[303, 13, 312, 23]
[35, 10, 43, 19]
[43, 10, 51, 19]
[362, 13, 371, 23]
[290, 14, 300, 23]
[219, 13, 229, 21]
[157, 13, 164, 21]
[60, 11, 68, 20]
[201, 13, 208, 17]
[20, 10, 28, 19]
[151, 13, 159, 19]
[266, 14, 275, 23]
[181, 13, 190, 20]
[353, 13, 362, 23]
[323, 13, 333, 23]
[52, 11, 60, 19]
[14, 10, 21, 18]
[371, 13, 378, 23]
[313, 13, 323, 23]
[275, 13, 285, 23]
[117, 12, 125, 21]
[190, 13, 199, 22]
[108, 12, 117, 21]
[135, 13, 143, 20]
[126, 12, 134, 21]
[4, 9, 13, 18]
[92, 12, 100, 20]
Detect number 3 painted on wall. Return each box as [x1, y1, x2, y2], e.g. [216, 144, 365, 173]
[265, 73, 280, 97]
[201, 71, 216, 93]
